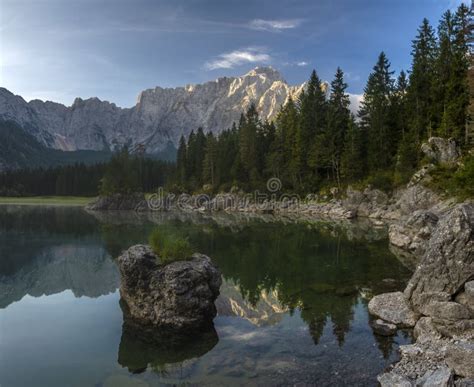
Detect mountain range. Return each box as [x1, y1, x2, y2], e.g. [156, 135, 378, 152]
[0, 67, 307, 163]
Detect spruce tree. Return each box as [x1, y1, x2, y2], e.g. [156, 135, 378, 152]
[325, 67, 350, 186]
[299, 70, 327, 184]
[408, 18, 438, 143]
[176, 135, 187, 186]
[359, 52, 395, 172]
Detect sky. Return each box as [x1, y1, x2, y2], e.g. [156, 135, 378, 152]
[0, 0, 468, 108]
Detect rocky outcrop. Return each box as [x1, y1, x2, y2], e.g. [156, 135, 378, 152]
[421, 137, 460, 166]
[86, 193, 149, 211]
[117, 245, 222, 333]
[404, 204, 473, 314]
[371, 203, 474, 385]
[368, 292, 419, 328]
[0, 67, 305, 154]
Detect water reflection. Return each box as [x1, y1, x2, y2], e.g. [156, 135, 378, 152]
[0, 205, 413, 385]
[118, 316, 218, 374]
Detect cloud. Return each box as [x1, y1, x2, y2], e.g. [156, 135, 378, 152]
[205, 47, 271, 70]
[248, 19, 302, 32]
[296, 61, 309, 67]
[348, 93, 363, 116]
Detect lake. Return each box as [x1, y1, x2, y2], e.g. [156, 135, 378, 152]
[0, 205, 413, 386]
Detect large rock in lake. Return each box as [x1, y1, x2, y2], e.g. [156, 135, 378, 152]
[117, 245, 222, 333]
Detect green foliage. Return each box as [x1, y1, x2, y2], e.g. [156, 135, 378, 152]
[171, 4, 470, 196]
[365, 171, 395, 193]
[426, 155, 474, 200]
[1, 145, 174, 197]
[149, 229, 193, 264]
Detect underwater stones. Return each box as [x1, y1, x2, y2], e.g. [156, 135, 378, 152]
[370, 319, 397, 336]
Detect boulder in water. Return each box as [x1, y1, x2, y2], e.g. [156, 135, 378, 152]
[117, 244, 222, 333]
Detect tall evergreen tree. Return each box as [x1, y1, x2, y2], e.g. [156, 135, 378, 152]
[341, 115, 365, 181]
[176, 135, 187, 186]
[299, 70, 327, 184]
[408, 18, 438, 142]
[203, 132, 217, 187]
[239, 104, 260, 183]
[359, 52, 395, 172]
[325, 67, 351, 186]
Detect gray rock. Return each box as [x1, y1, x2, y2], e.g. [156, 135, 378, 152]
[455, 378, 474, 386]
[418, 367, 453, 387]
[423, 301, 472, 321]
[445, 341, 474, 378]
[433, 318, 474, 340]
[370, 318, 397, 336]
[414, 317, 441, 342]
[397, 183, 440, 216]
[466, 282, 474, 297]
[117, 244, 222, 333]
[378, 371, 414, 387]
[86, 193, 149, 211]
[404, 204, 474, 312]
[421, 137, 460, 166]
[368, 292, 419, 327]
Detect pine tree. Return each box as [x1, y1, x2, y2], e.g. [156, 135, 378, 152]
[203, 132, 218, 187]
[299, 70, 327, 184]
[408, 18, 438, 143]
[359, 52, 395, 172]
[341, 115, 365, 181]
[239, 104, 260, 183]
[176, 135, 187, 186]
[449, 4, 469, 145]
[325, 67, 351, 186]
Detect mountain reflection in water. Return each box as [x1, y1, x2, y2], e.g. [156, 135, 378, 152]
[0, 205, 413, 386]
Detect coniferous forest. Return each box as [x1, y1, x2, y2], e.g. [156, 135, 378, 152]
[1, 4, 472, 197]
[175, 5, 472, 194]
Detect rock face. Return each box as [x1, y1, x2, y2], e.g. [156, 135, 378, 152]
[86, 193, 149, 211]
[0, 67, 305, 153]
[371, 203, 474, 385]
[404, 204, 474, 313]
[421, 137, 460, 166]
[117, 245, 222, 333]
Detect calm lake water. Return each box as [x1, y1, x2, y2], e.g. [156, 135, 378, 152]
[0, 205, 413, 386]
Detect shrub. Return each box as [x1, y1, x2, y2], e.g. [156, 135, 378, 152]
[425, 154, 474, 201]
[365, 170, 395, 192]
[149, 229, 193, 264]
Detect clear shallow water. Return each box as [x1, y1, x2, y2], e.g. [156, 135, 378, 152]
[0, 206, 413, 386]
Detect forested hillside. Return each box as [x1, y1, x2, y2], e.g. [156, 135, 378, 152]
[175, 5, 471, 194]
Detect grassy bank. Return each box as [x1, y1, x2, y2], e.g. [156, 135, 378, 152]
[0, 196, 93, 206]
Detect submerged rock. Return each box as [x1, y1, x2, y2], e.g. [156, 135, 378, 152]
[86, 193, 149, 211]
[370, 318, 398, 336]
[117, 244, 222, 333]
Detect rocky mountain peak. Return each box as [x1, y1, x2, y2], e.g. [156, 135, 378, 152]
[0, 67, 304, 154]
[244, 66, 284, 82]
